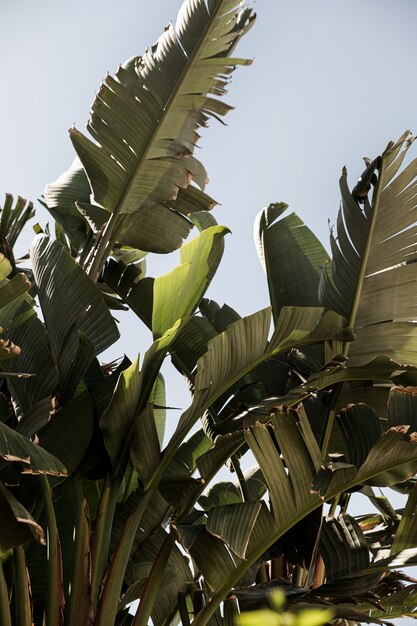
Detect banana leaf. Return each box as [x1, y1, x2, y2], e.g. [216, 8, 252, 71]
[254, 202, 328, 321]
[320, 132, 417, 366]
[68, 0, 254, 272]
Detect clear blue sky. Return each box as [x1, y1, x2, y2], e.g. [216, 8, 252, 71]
[2, 4, 417, 613]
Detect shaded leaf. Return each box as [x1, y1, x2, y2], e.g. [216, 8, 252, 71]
[168, 306, 345, 459]
[388, 386, 417, 431]
[30, 235, 119, 391]
[206, 501, 262, 558]
[0, 420, 67, 476]
[0, 482, 45, 551]
[37, 391, 94, 475]
[319, 514, 369, 581]
[337, 403, 383, 467]
[254, 202, 328, 320]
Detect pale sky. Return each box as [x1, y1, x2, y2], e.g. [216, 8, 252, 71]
[2, 3, 417, 618]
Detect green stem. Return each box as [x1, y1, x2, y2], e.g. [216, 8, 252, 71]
[87, 214, 120, 282]
[345, 165, 384, 335]
[231, 455, 251, 501]
[66, 477, 92, 626]
[94, 489, 154, 626]
[223, 597, 238, 626]
[341, 493, 351, 514]
[0, 555, 12, 626]
[320, 384, 341, 459]
[90, 477, 121, 608]
[131, 533, 174, 626]
[122, 463, 135, 504]
[178, 592, 191, 626]
[41, 475, 64, 626]
[320, 407, 336, 459]
[328, 494, 340, 518]
[13, 546, 32, 626]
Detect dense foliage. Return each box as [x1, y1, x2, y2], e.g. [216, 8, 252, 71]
[2, 2, 417, 625]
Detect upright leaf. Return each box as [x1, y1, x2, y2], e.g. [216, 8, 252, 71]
[152, 225, 229, 338]
[320, 132, 417, 365]
[68, 0, 254, 274]
[254, 202, 328, 320]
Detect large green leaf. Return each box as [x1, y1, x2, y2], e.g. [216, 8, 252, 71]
[3, 311, 59, 413]
[254, 202, 328, 320]
[30, 234, 119, 395]
[152, 225, 229, 338]
[320, 132, 417, 366]
[336, 403, 383, 466]
[100, 356, 141, 472]
[0, 252, 58, 412]
[130, 403, 161, 484]
[246, 410, 321, 529]
[206, 501, 263, 559]
[68, 0, 254, 272]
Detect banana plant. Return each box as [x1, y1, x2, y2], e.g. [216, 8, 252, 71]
[3, 0, 417, 623]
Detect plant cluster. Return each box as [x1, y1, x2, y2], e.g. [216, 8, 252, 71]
[2, 2, 417, 625]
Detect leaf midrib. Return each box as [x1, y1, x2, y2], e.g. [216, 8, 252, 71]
[344, 157, 387, 352]
[112, 1, 230, 222]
